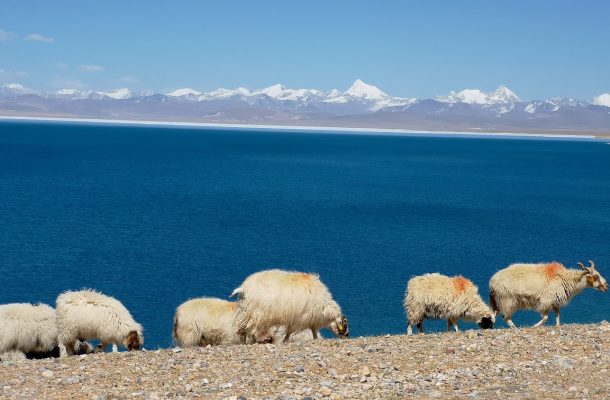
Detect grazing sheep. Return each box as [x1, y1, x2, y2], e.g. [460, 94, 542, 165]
[489, 260, 608, 328]
[404, 273, 495, 335]
[0, 303, 58, 358]
[56, 289, 143, 356]
[173, 297, 245, 347]
[231, 269, 349, 343]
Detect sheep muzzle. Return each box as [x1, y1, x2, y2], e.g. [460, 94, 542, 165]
[126, 331, 142, 351]
[479, 317, 494, 330]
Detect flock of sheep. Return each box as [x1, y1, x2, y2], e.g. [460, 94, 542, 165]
[1, 261, 607, 361]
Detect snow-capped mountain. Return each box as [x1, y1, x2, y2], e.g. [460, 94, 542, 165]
[166, 88, 202, 97]
[593, 93, 610, 107]
[0, 83, 35, 96]
[1, 82, 609, 134]
[99, 88, 133, 100]
[437, 86, 520, 105]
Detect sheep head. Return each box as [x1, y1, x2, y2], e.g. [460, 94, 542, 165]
[330, 315, 349, 339]
[124, 330, 143, 351]
[578, 261, 608, 292]
[478, 315, 495, 330]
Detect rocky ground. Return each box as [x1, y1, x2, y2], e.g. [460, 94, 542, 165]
[2, 323, 609, 400]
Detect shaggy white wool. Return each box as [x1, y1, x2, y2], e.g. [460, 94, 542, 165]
[404, 273, 494, 334]
[174, 297, 243, 347]
[56, 289, 142, 356]
[0, 303, 57, 357]
[232, 269, 347, 342]
[489, 262, 608, 328]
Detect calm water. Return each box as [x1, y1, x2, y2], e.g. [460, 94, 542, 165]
[1, 121, 609, 348]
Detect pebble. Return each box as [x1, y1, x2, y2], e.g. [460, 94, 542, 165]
[0, 324, 607, 399]
[41, 369, 54, 378]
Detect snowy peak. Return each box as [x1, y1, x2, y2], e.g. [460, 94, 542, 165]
[100, 88, 133, 100]
[256, 84, 286, 98]
[1, 83, 34, 95]
[593, 93, 610, 107]
[166, 88, 202, 97]
[438, 86, 520, 105]
[491, 85, 520, 103]
[344, 79, 387, 100]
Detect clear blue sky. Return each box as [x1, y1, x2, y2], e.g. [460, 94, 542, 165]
[1, 0, 609, 99]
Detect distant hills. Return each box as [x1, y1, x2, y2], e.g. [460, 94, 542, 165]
[1, 80, 609, 135]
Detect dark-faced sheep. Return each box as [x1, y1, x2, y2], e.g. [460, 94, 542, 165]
[56, 289, 143, 356]
[404, 273, 495, 334]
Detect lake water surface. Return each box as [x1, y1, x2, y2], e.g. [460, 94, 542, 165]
[1, 121, 609, 348]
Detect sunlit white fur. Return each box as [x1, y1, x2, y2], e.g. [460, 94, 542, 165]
[0, 303, 58, 359]
[56, 289, 143, 356]
[404, 273, 494, 335]
[173, 297, 244, 347]
[489, 262, 608, 328]
[232, 269, 346, 342]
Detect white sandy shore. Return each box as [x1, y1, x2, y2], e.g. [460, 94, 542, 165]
[0, 115, 601, 140]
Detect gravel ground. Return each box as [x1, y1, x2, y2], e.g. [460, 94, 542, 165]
[2, 323, 609, 400]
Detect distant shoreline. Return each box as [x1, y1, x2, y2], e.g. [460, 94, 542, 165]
[0, 115, 604, 141]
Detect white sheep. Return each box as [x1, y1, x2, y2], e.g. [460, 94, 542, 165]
[489, 260, 608, 328]
[231, 269, 349, 343]
[56, 289, 143, 356]
[173, 297, 245, 347]
[404, 273, 495, 334]
[0, 303, 58, 358]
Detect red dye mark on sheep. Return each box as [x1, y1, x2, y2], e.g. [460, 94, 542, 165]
[453, 276, 472, 294]
[296, 273, 312, 281]
[544, 262, 565, 280]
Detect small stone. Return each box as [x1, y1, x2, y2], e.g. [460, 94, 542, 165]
[185, 384, 193, 392]
[172, 347, 182, 353]
[568, 386, 578, 392]
[361, 366, 371, 377]
[320, 380, 332, 388]
[320, 387, 332, 397]
[41, 369, 54, 378]
[201, 379, 209, 385]
[220, 382, 233, 389]
[295, 365, 305, 373]
[64, 376, 80, 384]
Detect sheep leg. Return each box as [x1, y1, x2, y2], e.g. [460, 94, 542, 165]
[452, 320, 459, 332]
[58, 342, 72, 358]
[407, 321, 414, 335]
[503, 313, 517, 329]
[553, 306, 560, 326]
[416, 322, 423, 334]
[446, 320, 452, 332]
[283, 328, 293, 343]
[311, 328, 319, 339]
[112, 343, 118, 352]
[533, 311, 549, 327]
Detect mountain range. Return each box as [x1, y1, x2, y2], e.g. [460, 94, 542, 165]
[1, 80, 609, 135]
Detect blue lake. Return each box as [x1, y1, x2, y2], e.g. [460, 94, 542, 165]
[1, 121, 609, 349]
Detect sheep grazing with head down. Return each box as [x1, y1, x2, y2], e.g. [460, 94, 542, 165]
[232, 269, 349, 343]
[404, 273, 495, 334]
[489, 260, 608, 328]
[56, 289, 143, 356]
[173, 297, 247, 347]
[0, 303, 58, 359]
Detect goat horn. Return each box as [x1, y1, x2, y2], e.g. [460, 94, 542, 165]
[589, 260, 595, 269]
[577, 262, 588, 271]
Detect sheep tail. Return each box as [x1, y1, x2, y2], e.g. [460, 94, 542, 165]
[489, 289, 498, 314]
